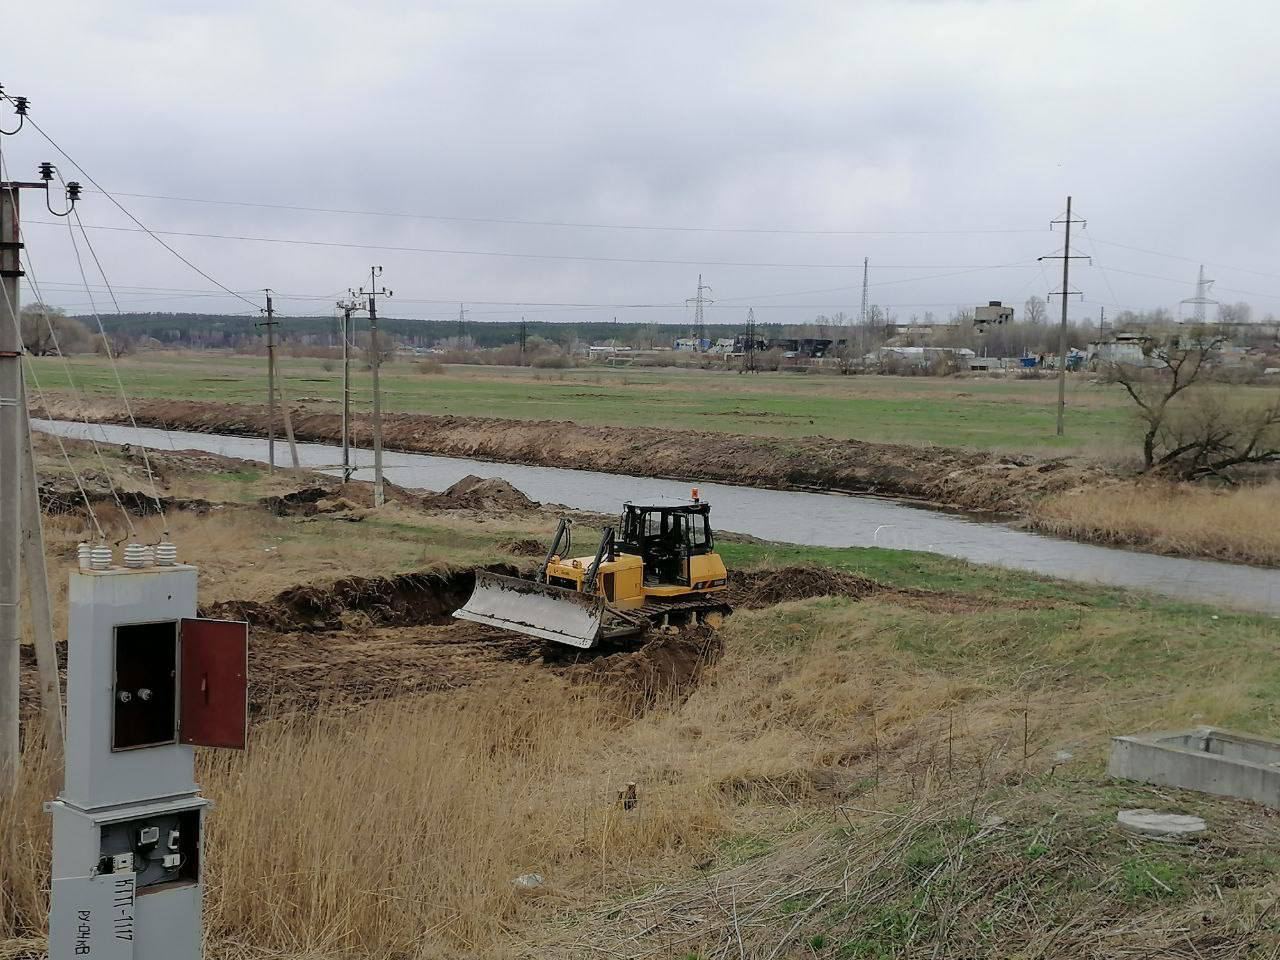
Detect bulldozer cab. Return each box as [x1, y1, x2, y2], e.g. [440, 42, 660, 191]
[618, 498, 714, 587]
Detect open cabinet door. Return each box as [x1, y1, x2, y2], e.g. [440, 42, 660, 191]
[178, 618, 248, 749]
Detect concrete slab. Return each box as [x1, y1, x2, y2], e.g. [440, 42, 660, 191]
[1109, 726, 1280, 808]
[1117, 808, 1207, 838]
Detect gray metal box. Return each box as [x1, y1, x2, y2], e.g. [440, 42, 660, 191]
[63, 567, 199, 810]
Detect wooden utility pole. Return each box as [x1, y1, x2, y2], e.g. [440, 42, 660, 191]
[356, 268, 392, 507]
[258, 290, 299, 471]
[337, 300, 356, 481]
[258, 291, 278, 473]
[1038, 196, 1088, 437]
[1055, 197, 1072, 437]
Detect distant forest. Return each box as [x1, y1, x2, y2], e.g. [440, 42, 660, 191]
[88, 312, 780, 350]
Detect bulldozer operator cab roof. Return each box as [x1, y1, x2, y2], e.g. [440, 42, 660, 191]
[619, 498, 715, 558]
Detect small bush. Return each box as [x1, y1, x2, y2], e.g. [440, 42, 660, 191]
[416, 359, 447, 375]
[531, 354, 573, 369]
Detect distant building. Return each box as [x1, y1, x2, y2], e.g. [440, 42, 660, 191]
[974, 301, 1014, 325]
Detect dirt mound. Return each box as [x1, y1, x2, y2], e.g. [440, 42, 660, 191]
[260, 486, 363, 517]
[563, 628, 723, 709]
[201, 566, 515, 632]
[503, 537, 547, 556]
[730, 565, 880, 608]
[427, 474, 539, 511]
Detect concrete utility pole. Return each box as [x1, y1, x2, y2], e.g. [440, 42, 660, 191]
[257, 291, 278, 473]
[20, 379, 64, 762]
[0, 136, 81, 787]
[356, 268, 392, 507]
[1038, 196, 1088, 437]
[519, 316, 527, 365]
[0, 176, 25, 788]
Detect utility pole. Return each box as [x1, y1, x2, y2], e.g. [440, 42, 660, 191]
[335, 298, 361, 482]
[257, 291, 278, 473]
[1099, 305, 1106, 337]
[456, 303, 468, 347]
[0, 92, 80, 786]
[0, 171, 26, 789]
[741, 307, 759, 374]
[686, 275, 713, 347]
[860, 257, 870, 325]
[1180, 265, 1217, 322]
[519, 316, 527, 365]
[1039, 196, 1089, 437]
[356, 268, 392, 507]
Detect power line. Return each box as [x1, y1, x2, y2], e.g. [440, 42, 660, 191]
[17, 111, 261, 309]
[25, 219, 1040, 271]
[81, 188, 1047, 237]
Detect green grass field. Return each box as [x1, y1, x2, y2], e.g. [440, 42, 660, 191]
[30, 351, 1148, 453]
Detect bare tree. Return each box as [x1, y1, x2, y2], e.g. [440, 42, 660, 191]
[1217, 301, 1252, 325]
[1103, 328, 1280, 478]
[1023, 295, 1047, 325]
[20, 303, 91, 355]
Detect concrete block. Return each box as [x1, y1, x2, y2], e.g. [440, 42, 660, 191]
[1109, 726, 1280, 808]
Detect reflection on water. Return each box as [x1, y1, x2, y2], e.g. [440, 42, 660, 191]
[33, 419, 1280, 615]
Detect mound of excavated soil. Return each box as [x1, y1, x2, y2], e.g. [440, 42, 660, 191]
[729, 566, 881, 608]
[427, 474, 539, 511]
[502, 537, 548, 556]
[40, 398, 1110, 514]
[563, 628, 724, 709]
[201, 567, 514, 632]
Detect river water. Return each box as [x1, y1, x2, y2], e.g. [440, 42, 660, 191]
[33, 419, 1280, 615]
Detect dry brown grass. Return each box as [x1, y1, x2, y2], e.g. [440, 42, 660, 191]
[5, 588, 1278, 958]
[1032, 480, 1280, 566]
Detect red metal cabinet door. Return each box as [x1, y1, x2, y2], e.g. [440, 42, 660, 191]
[179, 618, 248, 749]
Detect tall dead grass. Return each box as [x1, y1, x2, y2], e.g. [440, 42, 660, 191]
[1032, 481, 1280, 566]
[203, 676, 724, 958]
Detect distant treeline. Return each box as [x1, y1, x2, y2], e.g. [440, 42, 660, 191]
[88, 312, 783, 349]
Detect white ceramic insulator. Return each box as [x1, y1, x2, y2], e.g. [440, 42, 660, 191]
[90, 544, 113, 571]
[124, 542, 146, 569]
[155, 541, 177, 566]
[141, 545, 155, 567]
[77, 543, 92, 570]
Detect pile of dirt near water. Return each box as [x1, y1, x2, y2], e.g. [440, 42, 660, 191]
[429, 474, 539, 511]
[730, 565, 881, 609]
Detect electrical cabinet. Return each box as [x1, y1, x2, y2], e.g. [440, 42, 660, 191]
[50, 564, 249, 960]
[110, 617, 248, 753]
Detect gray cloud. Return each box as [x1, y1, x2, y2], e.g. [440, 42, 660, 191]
[6, 0, 1280, 325]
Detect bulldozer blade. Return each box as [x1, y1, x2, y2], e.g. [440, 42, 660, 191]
[454, 571, 608, 649]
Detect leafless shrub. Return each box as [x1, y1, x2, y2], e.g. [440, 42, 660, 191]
[1103, 328, 1280, 479]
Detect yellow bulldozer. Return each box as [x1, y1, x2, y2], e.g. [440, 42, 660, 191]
[454, 490, 730, 649]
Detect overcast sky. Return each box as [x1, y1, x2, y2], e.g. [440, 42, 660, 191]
[5, 0, 1279, 327]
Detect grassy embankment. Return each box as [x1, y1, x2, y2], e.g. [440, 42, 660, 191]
[30, 352, 1135, 453]
[31, 353, 1280, 566]
[4, 439, 1280, 957]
